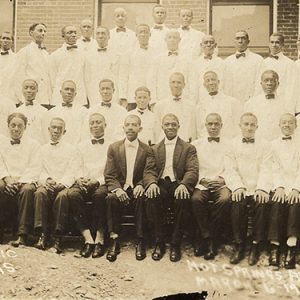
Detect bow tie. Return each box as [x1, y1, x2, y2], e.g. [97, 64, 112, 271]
[140, 45, 148, 50]
[173, 97, 181, 101]
[282, 136, 292, 140]
[153, 25, 163, 30]
[91, 138, 104, 144]
[25, 102, 34, 106]
[242, 137, 255, 144]
[204, 55, 212, 60]
[209, 91, 218, 96]
[66, 45, 78, 50]
[138, 110, 145, 115]
[11, 139, 20, 145]
[265, 94, 275, 99]
[269, 54, 279, 60]
[236, 52, 246, 59]
[181, 26, 190, 31]
[116, 27, 126, 32]
[168, 51, 178, 56]
[208, 137, 220, 143]
[38, 45, 46, 50]
[101, 102, 111, 108]
[98, 48, 107, 52]
[50, 141, 59, 146]
[1, 51, 9, 55]
[62, 103, 72, 107]
[82, 38, 91, 42]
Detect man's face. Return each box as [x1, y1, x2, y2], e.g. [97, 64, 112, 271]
[22, 80, 38, 102]
[152, 7, 167, 24]
[165, 32, 180, 51]
[60, 81, 76, 104]
[30, 24, 47, 45]
[0, 33, 13, 51]
[261, 72, 278, 94]
[136, 25, 150, 46]
[80, 20, 93, 38]
[239, 115, 258, 138]
[8, 117, 26, 140]
[89, 115, 106, 138]
[48, 119, 65, 142]
[203, 73, 219, 93]
[234, 31, 249, 52]
[169, 74, 185, 97]
[123, 116, 141, 141]
[135, 90, 150, 110]
[269, 35, 283, 55]
[180, 9, 193, 27]
[99, 82, 114, 102]
[63, 26, 77, 45]
[200, 35, 216, 56]
[114, 9, 127, 28]
[96, 28, 109, 47]
[279, 115, 297, 136]
[162, 115, 179, 140]
[205, 115, 222, 137]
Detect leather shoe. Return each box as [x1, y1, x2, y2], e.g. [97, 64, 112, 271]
[230, 243, 244, 264]
[170, 245, 181, 262]
[34, 234, 49, 250]
[204, 239, 216, 260]
[152, 242, 166, 261]
[10, 235, 27, 247]
[92, 243, 105, 258]
[135, 241, 146, 261]
[284, 246, 296, 269]
[269, 244, 280, 267]
[80, 243, 94, 258]
[106, 239, 120, 262]
[53, 237, 63, 254]
[248, 243, 260, 266]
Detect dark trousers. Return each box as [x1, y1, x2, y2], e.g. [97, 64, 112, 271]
[191, 187, 231, 240]
[34, 186, 69, 235]
[68, 185, 107, 232]
[231, 196, 268, 244]
[0, 181, 35, 236]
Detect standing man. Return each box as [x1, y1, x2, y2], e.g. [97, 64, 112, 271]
[223, 30, 263, 104]
[50, 25, 87, 106]
[77, 19, 98, 52]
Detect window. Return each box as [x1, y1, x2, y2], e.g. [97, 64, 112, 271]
[210, 0, 273, 57]
[0, 0, 15, 35]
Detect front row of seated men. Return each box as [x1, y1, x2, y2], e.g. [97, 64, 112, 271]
[0, 110, 299, 269]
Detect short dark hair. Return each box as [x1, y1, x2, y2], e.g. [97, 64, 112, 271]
[0, 31, 13, 41]
[270, 32, 284, 44]
[261, 70, 279, 82]
[135, 86, 151, 96]
[99, 79, 114, 89]
[29, 23, 47, 34]
[235, 30, 249, 40]
[240, 112, 258, 124]
[162, 113, 179, 125]
[125, 114, 142, 126]
[7, 113, 28, 127]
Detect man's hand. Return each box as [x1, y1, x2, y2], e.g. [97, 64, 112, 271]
[4, 183, 19, 197]
[232, 188, 246, 202]
[55, 183, 65, 193]
[199, 178, 210, 189]
[145, 183, 160, 199]
[272, 187, 286, 203]
[174, 184, 190, 199]
[287, 189, 300, 204]
[115, 188, 130, 203]
[208, 177, 226, 191]
[133, 185, 144, 198]
[45, 178, 56, 193]
[254, 190, 269, 203]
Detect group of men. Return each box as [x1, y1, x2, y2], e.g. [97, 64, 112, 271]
[0, 4, 300, 269]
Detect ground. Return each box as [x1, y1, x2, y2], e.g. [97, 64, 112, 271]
[1, 237, 300, 300]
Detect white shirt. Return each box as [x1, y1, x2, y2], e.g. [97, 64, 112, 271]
[196, 92, 241, 139]
[154, 97, 197, 143]
[149, 24, 169, 56]
[108, 27, 136, 56]
[224, 136, 272, 195]
[192, 136, 229, 190]
[13, 42, 52, 105]
[0, 136, 41, 183]
[223, 49, 263, 104]
[77, 36, 98, 52]
[50, 43, 87, 106]
[77, 136, 109, 185]
[16, 103, 48, 144]
[124, 138, 139, 189]
[39, 140, 79, 187]
[161, 136, 178, 181]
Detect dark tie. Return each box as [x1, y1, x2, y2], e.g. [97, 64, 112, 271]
[91, 138, 104, 144]
[101, 102, 111, 108]
[140, 45, 148, 50]
[83, 38, 91, 42]
[66, 45, 78, 50]
[138, 110, 144, 115]
[208, 137, 220, 143]
[236, 52, 246, 59]
[265, 94, 275, 99]
[98, 48, 107, 52]
[181, 26, 190, 31]
[116, 27, 126, 32]
[38, 45, 46, 50]
[62, 103, 72, 107]
[173, 97, 181, 101]
[11, 139, 20, 145]
[242, 137, 255, 144]
[204, 55, 212, 60]
[50, 141, 59, 146]
[0, 51, 9, 55]
[25, 102, 33, 106]
[282, 136, 292, 140]
[209, 91, 218, 96]
[168, 51, 178, 56]
[269, 54, 279, 60]
[153, 25, 163, 30]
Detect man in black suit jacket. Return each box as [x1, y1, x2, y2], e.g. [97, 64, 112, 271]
[104, 114, 157, 262]
[145, 113, 199, 262]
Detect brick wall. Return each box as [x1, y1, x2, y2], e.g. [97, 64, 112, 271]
[16, 0, 95, 52]
[277, 0, 299, 59]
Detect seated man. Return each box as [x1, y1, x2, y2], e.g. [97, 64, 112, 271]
[268, 113, 300, 269]
[225, 112, 272, 265]
[0, 113, 41, 246]
[34, 117, 79, 254]
[146, 113, 199, 262]
[68, 113, 109, 258]
[104, 115, 156, 262]
[191, 113, 231, 260]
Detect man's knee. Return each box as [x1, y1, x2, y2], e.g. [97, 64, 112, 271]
[106, 193, 119, 207]
[191, 189, 207, 204]
[217, 187, 232, 203]
[20, 183, 36, 194]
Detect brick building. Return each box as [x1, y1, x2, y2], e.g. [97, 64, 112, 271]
[1, 0, 299, 58]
